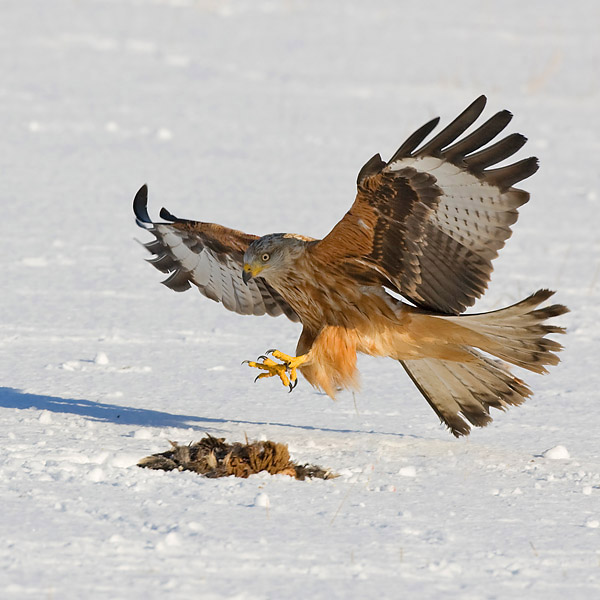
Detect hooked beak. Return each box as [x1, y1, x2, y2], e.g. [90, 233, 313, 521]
[242, 263, 263, 285]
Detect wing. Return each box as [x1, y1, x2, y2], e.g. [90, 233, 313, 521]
[312, 95, 538, 314]
[133, 185, 299, 322]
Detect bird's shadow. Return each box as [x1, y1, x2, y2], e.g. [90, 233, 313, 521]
[0, 387, 411, 438]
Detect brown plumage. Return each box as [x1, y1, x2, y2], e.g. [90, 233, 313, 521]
[134, 96, 568, 437]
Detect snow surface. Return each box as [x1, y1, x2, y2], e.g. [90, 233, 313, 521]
[1, 0, 599, 598]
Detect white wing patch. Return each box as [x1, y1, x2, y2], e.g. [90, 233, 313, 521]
[149, 224, 297, 320]
[166, 237, 201, 272]
[387, 156, 523, 259]
[191, 249, 211, 286]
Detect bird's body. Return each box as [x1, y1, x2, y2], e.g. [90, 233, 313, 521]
[134, 96, 568, 436]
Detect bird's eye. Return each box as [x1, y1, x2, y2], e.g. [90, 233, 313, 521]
[261, 253, 270, 262]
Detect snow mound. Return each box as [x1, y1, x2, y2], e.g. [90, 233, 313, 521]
[542, 445, 571, 460]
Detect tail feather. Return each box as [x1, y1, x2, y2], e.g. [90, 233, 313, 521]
[402, 289, 567, 436]
[402, 352, 532, 437]
[444, 289, 568, 374]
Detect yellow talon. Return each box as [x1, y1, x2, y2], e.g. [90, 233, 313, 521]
[244, 350, 308, 392]
[267, 350, 307, 387]
[244, 359, 291, 388]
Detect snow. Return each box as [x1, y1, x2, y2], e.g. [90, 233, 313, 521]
[542, 445, 571, 460]
[1, 0, 599, 598]
[254, 492, 271, 509]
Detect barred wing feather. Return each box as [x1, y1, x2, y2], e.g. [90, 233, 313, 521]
[134, 185, 299, 321]
[314, 95, 539, 314]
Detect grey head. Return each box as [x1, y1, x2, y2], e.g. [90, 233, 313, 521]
[242, 233, 312, 285]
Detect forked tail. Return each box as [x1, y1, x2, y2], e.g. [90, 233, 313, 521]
[401, 290, 568, 436]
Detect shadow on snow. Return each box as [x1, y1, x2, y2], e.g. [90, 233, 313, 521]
[0, 387, 412, 438]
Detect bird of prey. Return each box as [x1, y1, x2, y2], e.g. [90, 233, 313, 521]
[134, 95, 568, 436]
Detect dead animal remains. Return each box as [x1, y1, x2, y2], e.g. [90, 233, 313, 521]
[137, 435, 336, 480]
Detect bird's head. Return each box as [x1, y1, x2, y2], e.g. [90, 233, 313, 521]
[242, 233, 308, 285]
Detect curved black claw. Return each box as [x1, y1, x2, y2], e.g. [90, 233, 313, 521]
[253, 374, 262, 384]
[257, 355, 269, 362]
[241, 360, 250, 365]
[288, 379, 298, 393]
[265, 349, 277, 355]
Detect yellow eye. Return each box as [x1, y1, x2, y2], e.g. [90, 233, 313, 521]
[261, 253, 270, 262]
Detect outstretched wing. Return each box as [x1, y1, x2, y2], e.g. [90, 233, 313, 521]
[133, 185, 299, 321]
[312, 95, 538, 315]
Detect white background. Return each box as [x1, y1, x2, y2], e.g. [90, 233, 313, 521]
[1, 0, 599, 598]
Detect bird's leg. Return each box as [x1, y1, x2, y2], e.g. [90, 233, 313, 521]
[243, 350, 309, 392]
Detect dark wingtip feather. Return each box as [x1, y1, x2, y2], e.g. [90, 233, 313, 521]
[159, 207, 179, 222]
[161, 270, 192, 292]
[146, 252, 176, 273]
[463, 133, 528, 172]
[133, 184, 152, 226]
[357, 153, 386, 185]
[388, 117, 441, 164]
[414, 96, 488, 157]
[442, 110, 514, 164]
[142, 239, 164, 255]
[484, 156, 539, 191]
